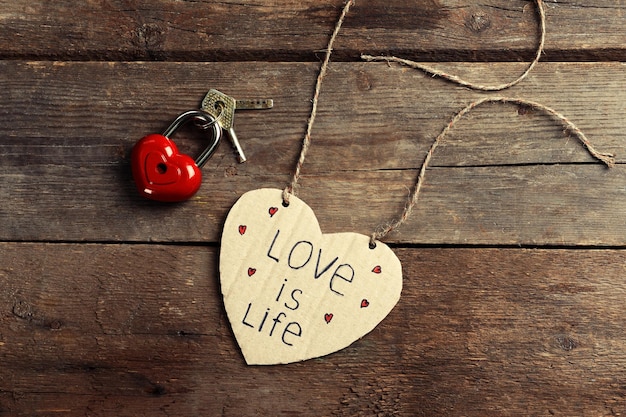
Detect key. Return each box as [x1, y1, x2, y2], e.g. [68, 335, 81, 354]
[201, 90, 240, 161]
[228, 97, 273, 163]
[201, 89, 273, 163]
[202, 89, 235, 129]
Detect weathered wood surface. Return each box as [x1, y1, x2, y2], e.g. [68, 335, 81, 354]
[1, 0, 626, 415]
[0, 0, 624, 61]
[0, 61, 624, 244]
[1, 244, 625, 416]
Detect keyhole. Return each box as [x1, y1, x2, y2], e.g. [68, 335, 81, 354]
[157, 163, 168, 174]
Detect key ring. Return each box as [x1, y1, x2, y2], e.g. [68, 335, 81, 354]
[192, 101, 225, 132]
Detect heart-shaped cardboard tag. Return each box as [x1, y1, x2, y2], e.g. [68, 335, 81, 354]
[219, 188, 402, 365]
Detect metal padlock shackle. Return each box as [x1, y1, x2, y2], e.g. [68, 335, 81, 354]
[162, 109, 222, 167]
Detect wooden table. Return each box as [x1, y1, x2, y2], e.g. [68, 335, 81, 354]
[1, 1, 625, 415]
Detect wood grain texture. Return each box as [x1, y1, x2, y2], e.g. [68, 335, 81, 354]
[2, 0, 625, 415]
[0, 61, 623, 244]
[0, 0, 624, 61]
[0, 243, 624, 416]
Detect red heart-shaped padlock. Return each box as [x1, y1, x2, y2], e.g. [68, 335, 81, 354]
[131, 110, 223, 202]
[131, 134, 202, 202]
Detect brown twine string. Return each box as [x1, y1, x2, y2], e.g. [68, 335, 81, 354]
[283, 0, 355, 205]
[282, 0, 615, 247]
[362, 0, 546, 91]
[369, 97, 615, 246]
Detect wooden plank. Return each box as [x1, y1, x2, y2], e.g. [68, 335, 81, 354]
[0, 0, 624, 61]
[2, 1, 624, 416]
[0, 243, 624, 415]
[0, 61, 624, 244]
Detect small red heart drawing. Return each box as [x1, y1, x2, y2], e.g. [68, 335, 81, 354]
[361, 299, 370, 308]
[372, 265, 382, 274]
[324, 313, 333, 324]
[238, 225, 247, 235]
[268, 207, 278, 217]
[247, 268, 256, 277]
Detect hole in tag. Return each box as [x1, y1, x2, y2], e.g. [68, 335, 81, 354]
[157, 163, 168, 174]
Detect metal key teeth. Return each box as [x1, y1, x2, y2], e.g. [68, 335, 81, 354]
[236, 99, 274, 110]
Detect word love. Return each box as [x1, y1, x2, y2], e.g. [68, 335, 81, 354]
[220, 188, 402, 365]
[265, 229, 357, 297]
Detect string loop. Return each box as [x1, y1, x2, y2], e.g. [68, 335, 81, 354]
[369, 97, 615, 246]
[361, 0, 546, 91]
[284, 0, 615, 246]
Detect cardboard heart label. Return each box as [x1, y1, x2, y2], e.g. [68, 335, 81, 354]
[219, 188, 403, 365]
